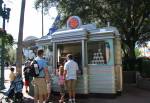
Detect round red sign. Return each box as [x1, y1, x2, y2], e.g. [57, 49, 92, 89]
[67, 16, 81, 29]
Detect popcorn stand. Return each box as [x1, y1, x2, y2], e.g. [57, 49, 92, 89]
[35, 16, 123, 95]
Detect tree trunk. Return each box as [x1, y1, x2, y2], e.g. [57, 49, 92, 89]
[127, 40, 136, 70]
[129, 43, 136, 59]
[16, 0, 26, 74]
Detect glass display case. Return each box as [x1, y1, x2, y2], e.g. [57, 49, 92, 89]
[87, 41, 110, 64]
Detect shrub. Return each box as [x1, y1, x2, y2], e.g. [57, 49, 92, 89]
[136, 57, 150, 78]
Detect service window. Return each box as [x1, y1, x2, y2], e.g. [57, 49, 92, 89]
[87, 41, 110, 64]
[57, 43, 83, 74]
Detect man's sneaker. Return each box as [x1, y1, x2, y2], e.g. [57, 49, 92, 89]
[46, 99, 53, 103]
[72, 98, 76, 103]
[68, 99, 72, 103]
[59, 99, 64, 103]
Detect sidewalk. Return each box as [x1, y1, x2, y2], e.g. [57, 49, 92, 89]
[1, 83, 150, 103]
[79, 84, 150, 103]
[0, 68, 34, 103]
[1, 68, 150, 103]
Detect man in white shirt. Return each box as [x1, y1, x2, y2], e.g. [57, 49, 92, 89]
[64, 54, 79, 103]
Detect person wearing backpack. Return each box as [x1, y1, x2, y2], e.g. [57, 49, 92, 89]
[32, 49, 50, 103]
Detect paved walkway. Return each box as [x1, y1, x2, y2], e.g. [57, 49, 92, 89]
[1, 84, 150, 103]
[0, 68, 150, 103]
[79, 85, 150, 103]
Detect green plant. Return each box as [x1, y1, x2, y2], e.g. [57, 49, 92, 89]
[135, 48, 142, 57]
[141, 60, 150, 78]
[136, 57, 150, 78]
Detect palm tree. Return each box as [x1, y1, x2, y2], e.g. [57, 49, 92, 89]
[16, 0, 26, 74]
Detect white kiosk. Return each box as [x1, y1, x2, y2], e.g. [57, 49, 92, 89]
[36, 16, 123, 95]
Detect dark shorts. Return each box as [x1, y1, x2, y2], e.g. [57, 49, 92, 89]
[24, 80, 29, 86]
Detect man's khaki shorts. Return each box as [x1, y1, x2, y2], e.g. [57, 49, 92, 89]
[66, 79, 76, 91]
[33, 78, 47, 96]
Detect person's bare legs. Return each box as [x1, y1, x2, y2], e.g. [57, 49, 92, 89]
[67, 80, 72, 102]
[47, 83, 51, 101]
[44, 93, 48, 102]
[33, 81, 38, 103]
[69, 90, 72, 99]
[25, 86, 28, 92]
[34, 96, 38, 103]
[72, 90, 75, 99]
[38, 94, 43, 103]
[59, 94, 64, 103]
[72, 80, 76, 102]
[61, 95, 64, 101]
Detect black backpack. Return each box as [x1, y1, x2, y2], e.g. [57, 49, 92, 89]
[29, 60, 42, 77]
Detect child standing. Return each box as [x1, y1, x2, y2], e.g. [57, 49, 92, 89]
[58, 66, 65, 103]
[9, 67, 16, 85]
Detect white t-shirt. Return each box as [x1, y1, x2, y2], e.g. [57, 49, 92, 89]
[64, 60, 79, 80]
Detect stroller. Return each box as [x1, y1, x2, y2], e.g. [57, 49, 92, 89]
[2, 73, 24, 103]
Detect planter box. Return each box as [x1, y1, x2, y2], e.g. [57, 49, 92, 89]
[123, 71, 136, 84]
[137, 78, 150, 90]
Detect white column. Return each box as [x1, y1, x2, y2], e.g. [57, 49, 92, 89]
[53, 43, 56, 70]
[82, 40, 88, 94]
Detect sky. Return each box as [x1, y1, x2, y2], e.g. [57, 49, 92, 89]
[1, 0, 57, 41]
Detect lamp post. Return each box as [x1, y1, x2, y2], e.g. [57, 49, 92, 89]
[0, 1, 10, 90]
[0, 28, 5, 90]
[2, 4, 11, 29]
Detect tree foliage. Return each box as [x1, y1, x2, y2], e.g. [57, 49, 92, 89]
[34, 0, 150, 69]
[135, 48, 142, 57]
[7, 46, 16, 65]
[0, 0, 14, 67]
[0, 29, 14, 65]
[0, 29, 14, 45]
